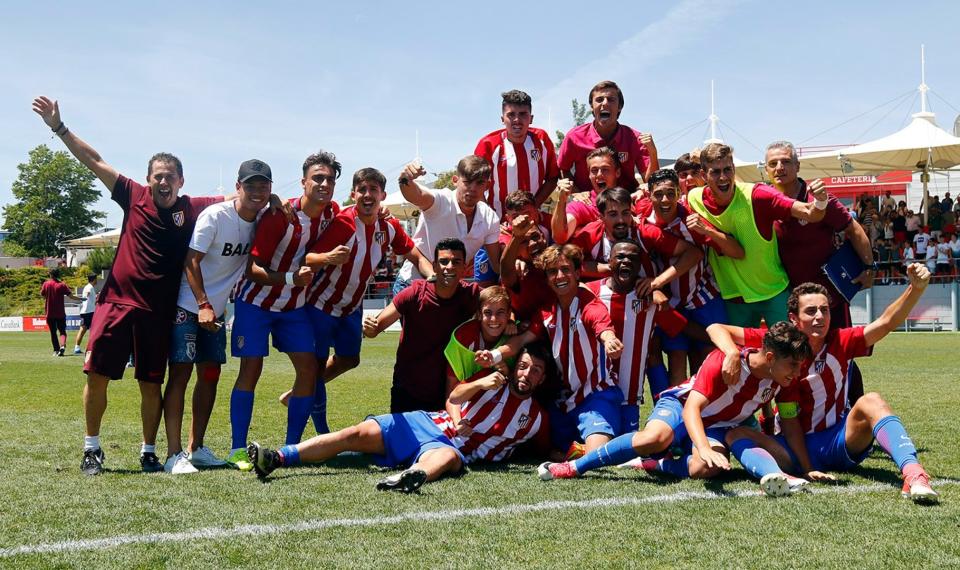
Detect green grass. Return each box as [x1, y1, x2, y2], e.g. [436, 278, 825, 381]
[1, 331, 959, 568]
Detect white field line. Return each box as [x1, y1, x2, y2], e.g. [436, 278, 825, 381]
[1, 480, 955, 558]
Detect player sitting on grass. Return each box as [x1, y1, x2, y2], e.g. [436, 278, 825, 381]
[247, 344, 550, 493]
[706, 263, 939, 503]
[539, 321, 812, 498]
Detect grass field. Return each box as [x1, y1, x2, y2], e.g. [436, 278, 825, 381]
[1, 331, 958, 569]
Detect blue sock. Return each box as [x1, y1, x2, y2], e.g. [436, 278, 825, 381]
[230, 388, 255, 450]
[647, 364, 669, 401]
[573, 433, 638, 474]
[278, 444, 301, 466]
[730, 438, 783, 480]
[311, 379, 330, 434]
[873, 415, 919, 471]
[285, 395, 314, 445]
[655, 456, 690, 478]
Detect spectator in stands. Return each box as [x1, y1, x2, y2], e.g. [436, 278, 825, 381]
[906, 210, 921, 242]
[913, 226, 932, 260]
[942, 192, 954, 214]
[935, 235, 953, 276]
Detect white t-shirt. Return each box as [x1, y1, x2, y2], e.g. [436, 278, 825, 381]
[397, 188, 500, 281]
[176, 201, 256, 315]
[936, 242, 951, 263]
[925, 244, 937, 270]
[80, 283, 97, 314]
[913, 232, 931, 253]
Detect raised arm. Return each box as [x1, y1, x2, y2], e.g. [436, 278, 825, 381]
[863, 263, 930, 347]
[789, 179, 828, 223]
[244, 257, 314, 287]
[32, 96, 119, 190]
[551, 178, 576, 244]
[686, 213, 745, 259]
[397, 161, 435, 211]
[500, 215, 534, 288]
[404, 247, 435, 280]
[647, 238, 703, 292]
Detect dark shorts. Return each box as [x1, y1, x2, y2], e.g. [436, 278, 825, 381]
[81, 312, 95, 328]
[84, 302, 171, 383]
[169, 307, 227, 364]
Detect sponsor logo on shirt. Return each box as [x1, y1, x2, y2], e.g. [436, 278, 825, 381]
[172, 211, 185, 227]
[222, 242, 251, 256]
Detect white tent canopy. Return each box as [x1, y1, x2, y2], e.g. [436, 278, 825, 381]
[381, 191, 421, 221]
[60, 228, 121, 248]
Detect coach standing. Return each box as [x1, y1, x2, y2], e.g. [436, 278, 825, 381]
[33, 96, 223, 476]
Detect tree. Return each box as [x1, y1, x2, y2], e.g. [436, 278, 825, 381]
[554, 99, 590, 150]
[2, 145, 105, 257]
[431, 170, 456, 190]
[86, 246, 116, 273]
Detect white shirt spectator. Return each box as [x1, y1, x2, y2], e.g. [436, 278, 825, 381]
[924, 243, 937, 271]
[79, 282, 97, 314]
[913, 231, 931, 254]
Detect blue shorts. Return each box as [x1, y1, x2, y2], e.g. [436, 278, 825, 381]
[660, 296, 729, 352]
[231, 299, 315, 357]
[774, 414, 870, 471]
[368, 411, 464, 468]
[473, 247, 499, 283]
[645, 396, 728, 451]
[549, 386, 624, 450]
[169, 307, 227, 364]
[307, 306, 362, 361]
[620, 404, 641, 434]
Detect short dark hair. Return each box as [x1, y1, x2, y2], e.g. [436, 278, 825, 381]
[48, 268, 60, 280]
[673, 152, 701, 174]
[535, 243, 583, 272]
[87, 272, 98, 282]
[518, 341, 554, 383]
[647, 168, 679, 190]
[589, 80, 624, 109]
[456, 155, 492, 184]
[148, 152, 183, 178]
[302, 150, 342, 178]
[504, 190, 536, 213]
[586, 146, 621, 169]
[762, 321, 812, 361]
[596, 187, 632, 214]
[501, 90, 532, 111]
[700, 143, 734, 165]
[434, 237, 467, 260]
[352, 167, 386, 192]
[611, 237, 641, 252]
[787, 282, 832, 316]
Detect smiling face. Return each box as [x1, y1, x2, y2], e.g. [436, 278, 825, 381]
[237, 177, 271, 217]
[764, 352, 805, 387]
[789, 292, 831, 345]
[609, 241, 640, 291]
[433, 248, 467, 289]
[601, 200, 634, 240]
[352, 179, 385, 220]
[650, 179, 680, 221]
[478, 299, 510, 343]
[676, 166, 705, 193]
[501, 103, 532, 144]
[703, 156, 737, 207]
[302, 164, 336, 208]
[765, 147, 800, 189]
[147, 160, 184, 210]
[588, 155, 620, 194]
[591, 87, 621, 130]
[511, 351, 546, 396]
[544, 256, 579, 300]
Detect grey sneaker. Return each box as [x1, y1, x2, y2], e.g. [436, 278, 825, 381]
[81, 448, 105, 476]
[188, 446, 227, 467]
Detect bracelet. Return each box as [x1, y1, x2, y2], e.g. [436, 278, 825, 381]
[813, 198, 828, 210]
[491, 350, 503, 365]
[198, 301, 213, 311]
[284, 271, 295, 286]
[51, 121, 64, 133]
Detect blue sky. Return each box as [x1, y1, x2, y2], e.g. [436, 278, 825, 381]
[3, 0, 959, 229]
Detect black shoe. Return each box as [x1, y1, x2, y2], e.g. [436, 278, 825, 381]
[58, 347, 65, 357]
[247, 442, 280, 479]
[140, 451, 163, 473]
[81, 448, 105, 476]
[376, 468, 427, 493]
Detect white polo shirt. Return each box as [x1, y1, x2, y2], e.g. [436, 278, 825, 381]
[397, 188, 500, 281]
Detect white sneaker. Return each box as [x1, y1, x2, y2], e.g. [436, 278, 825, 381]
[164, 452, 199, 474]
[786, 475, 810, 493]
[760, 473, 791, 497]
[189, 446, 227, 467]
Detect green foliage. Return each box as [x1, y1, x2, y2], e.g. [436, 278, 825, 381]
[431, 170, 456, 190]
[0, 266, 83, 316]
[86, 246, 116, 274]
[2, 145, 106, 257]
[555, 98, 590, 150]
[0, 240, 30, 258]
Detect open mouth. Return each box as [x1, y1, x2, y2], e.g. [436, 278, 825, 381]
[598, 111, 612, 121]
[717, 183, 732, 193]
[616, 265, 634, 280]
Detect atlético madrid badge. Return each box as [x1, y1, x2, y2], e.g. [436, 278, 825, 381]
[172, 211, 185, 227]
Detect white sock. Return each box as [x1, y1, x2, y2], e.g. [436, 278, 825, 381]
[142, 443, 156, 454]
[84, 435, 100, 451]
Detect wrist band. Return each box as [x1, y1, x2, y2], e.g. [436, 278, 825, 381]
[51, 122, 64, 133]
[198, 301, 213, 311]
[814, 198, 828, 210]
[284, 271, 295, 285]
[491, 350, 503, 365]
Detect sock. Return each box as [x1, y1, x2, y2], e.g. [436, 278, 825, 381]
[278, 444, 301, 466]
[285, 395, 314, 445]
[873, 415, 919, 471]
[84, 435, 100, 451]
[655, 455, 691, 478]
[230, 388, 256, 450]
[74, 344, 80, 350]
[730, 438, 783, 481]
[311, 379, 330, 434]
[573, 434, 638, 474]
[647, 364, 669, 401]
[141, 443, 155, 454]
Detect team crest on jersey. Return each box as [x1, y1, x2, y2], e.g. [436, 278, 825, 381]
[618, 152, 628, 163]
[530, 148, 542, 161]
[320, 220, 331, 231]
[814, 359, 826, 374]
[374, 231, 386, 245]
[174, 308, 188, 325]
[631, 298, 646, 313]
[517, 413, 530, 429]
[172, 211, 185, 227]
[759, 386, 774, 402]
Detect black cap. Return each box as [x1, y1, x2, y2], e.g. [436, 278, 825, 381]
[238, 159, 273, 182]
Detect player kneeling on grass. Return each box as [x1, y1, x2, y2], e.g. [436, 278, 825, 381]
[707, 263, 939, 503]
[247, 344, 549, 493]
[539, 321, 812, 497]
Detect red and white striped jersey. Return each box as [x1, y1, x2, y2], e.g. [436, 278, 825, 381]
[307, 207, 414, 317]
[773, 327, 870, 434]
[234, 197, 339, 312]
[662, 349, 780, 428]
[528, 287, 617, 412]
[569, 220, 678, 270]
[587, 280, 656, 405]
[430, 383, 545, 464]
[474, 128, 559, 218]
[641, 202, 721, 309]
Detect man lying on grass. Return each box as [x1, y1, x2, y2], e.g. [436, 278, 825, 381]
[247, 343, 550, 493]
[706, 263, 939, 504]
